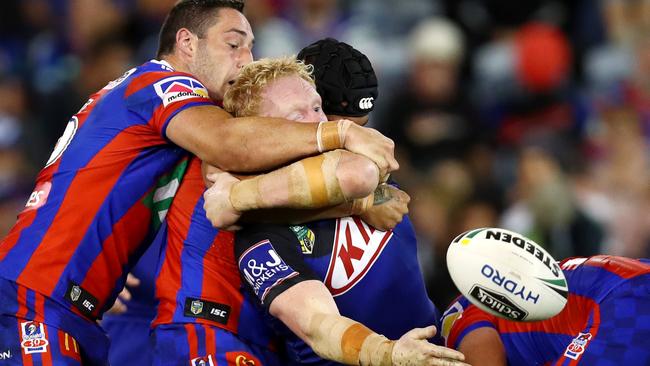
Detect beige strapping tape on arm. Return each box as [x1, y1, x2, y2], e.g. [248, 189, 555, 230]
[308, 313, 394, 366]
[230, 151, 347, 211]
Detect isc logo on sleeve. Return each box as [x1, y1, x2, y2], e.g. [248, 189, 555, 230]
[238, 239, 298, 303]
[153, 76, 210, 107]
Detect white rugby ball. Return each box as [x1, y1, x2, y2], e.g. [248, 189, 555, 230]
[447, 227, 568, 322]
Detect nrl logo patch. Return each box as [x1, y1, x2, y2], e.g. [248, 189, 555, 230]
[70, 286, 81, 302]
[289, 225, 315, 254]
[190, 300, 203, 315]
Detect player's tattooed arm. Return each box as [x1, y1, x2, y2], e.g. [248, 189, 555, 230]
[358, 184, 409, 231]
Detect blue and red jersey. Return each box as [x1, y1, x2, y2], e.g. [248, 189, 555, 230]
[442, 255, 650, 366]
[0, 59, 214, 324]
[152, 157, 278, 351]
[234, 214, 440, 364]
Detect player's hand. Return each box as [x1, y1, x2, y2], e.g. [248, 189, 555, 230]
[106, 273, 140, 315]
[360, 185, 409, 231]
[392, 326, 470, 366]
[342, 121, 398, 179]
[203, 171, 242, 230]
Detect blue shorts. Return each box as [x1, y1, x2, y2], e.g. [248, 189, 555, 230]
[102, 315, 153, 366]
[153, 323, 283, 366]
[552, 274, 650, 365]
[0, 278, 109, 365]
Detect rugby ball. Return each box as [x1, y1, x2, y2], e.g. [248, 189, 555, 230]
[446, 227, 568, 321]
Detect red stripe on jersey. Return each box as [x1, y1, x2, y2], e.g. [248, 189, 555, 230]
[494, 294, 594, 336]
[15, 285, 28, 318]
[584, 255, 650, 279]
[80, 199, 152, 313]
[153, 160, 203, 325]
[204, 325, 216, 358]
[33, 293, 45, 323]
[40, 324, 53, 366]
[17, 124, 153, 297]
[185, 324, 199, 360]
[199, 229, 241, 331]
[0, 209, 38, 262]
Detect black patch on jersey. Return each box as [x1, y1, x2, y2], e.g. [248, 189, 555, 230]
[183, 297, 231, 325]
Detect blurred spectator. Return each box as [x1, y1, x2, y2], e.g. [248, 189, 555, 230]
[379, 18, 477, 185]
[500, 146, 603, 259]
[33, 32, 135, 162]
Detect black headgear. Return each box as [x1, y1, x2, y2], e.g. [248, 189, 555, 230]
[297, 38, 378, 117]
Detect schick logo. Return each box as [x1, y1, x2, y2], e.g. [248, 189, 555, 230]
[358, 97, 374, 110]
[70, 286, 81, 302]
[470, 285, 528, 321]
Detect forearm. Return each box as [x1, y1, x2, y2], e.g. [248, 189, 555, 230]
[168, 106, 322, 172]
[230, 150, 376, 211]
[270, 281, 393, 366]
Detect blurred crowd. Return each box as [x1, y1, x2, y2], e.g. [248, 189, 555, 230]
[1, 0, 649, 307]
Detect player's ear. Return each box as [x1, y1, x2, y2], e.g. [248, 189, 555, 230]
[176, 28, 197, 59]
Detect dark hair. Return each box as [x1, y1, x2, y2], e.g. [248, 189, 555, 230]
[157, 0, 245, 58]
[297, 38, 378, 117]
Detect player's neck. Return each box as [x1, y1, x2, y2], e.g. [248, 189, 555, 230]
[161, 55, 189, 74]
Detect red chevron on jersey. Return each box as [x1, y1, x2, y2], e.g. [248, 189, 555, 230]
[324, 217, 392, 296]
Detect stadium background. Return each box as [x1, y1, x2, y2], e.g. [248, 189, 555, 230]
[0, 0, 648, 310]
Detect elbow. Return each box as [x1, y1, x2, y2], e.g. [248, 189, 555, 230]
[337, 154, 379, 200]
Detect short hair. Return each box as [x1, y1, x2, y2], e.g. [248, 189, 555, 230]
[297, 38, 378, 117]
[157, 0, 245, 58]
[223, 56, 315, 117]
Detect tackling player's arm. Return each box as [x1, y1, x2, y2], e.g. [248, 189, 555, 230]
[235, 226, 468, 366]
[202, 150, 383, 228]
[237, 184, 410, 231]
[166, 107, 397, 175]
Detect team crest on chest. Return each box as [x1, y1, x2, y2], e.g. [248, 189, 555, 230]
[324, 217, 392, 296]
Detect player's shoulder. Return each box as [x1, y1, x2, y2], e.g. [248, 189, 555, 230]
[560, 255, 650, 279]
[441, 295, 498, 348]
[122, 60, 209, 101]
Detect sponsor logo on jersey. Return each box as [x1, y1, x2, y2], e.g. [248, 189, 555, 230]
[191, 355, 215, 366]
[24, 182, 52, 211]
[153, 76, 209, 107]
[358, 97, 374, 110]
[470, 285, 528, 321]
[20, 321, 49, 354]
[226, 351, 261, 366]
[0, 350, 11, 360]
[324, 217, 392, 296]
[289, 225, 315, 254]
[239, 240, 298, 303]
[564, 332, 592, 360]
[183, 297, 231, 325]
[480, 264, 540, 304]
